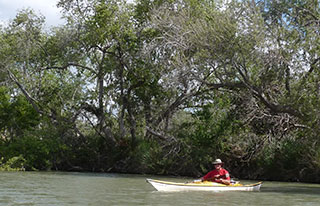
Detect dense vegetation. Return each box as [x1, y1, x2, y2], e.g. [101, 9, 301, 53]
[0, 0, 320, 183]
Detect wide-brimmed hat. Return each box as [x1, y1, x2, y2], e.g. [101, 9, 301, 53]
[213, 159, 223, 165]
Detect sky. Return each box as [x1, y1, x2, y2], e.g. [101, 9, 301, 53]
[0, 0, 64, 27]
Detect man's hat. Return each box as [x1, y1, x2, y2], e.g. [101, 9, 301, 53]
[213, 159, 223, 165]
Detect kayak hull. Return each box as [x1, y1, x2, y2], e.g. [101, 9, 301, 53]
[146, 179, 262, 192]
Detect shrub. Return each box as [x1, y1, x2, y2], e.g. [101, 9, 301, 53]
[0, 155, 26, 171]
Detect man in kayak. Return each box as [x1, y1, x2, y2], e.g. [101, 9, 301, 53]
[200, 159, 231, 185]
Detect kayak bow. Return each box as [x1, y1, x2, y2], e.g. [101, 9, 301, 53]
[146, 178, 262, 192]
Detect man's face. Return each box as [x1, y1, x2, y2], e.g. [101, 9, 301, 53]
[214, 164, 222, 169]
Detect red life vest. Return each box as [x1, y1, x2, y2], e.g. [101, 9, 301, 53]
[202, 168, 230, 181]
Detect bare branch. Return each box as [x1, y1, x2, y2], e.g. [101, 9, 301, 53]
[146, 126, 177, 142]
[7, 69, 43, 115]
[45, 63, 97, 75]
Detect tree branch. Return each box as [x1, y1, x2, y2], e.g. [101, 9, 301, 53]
[7, 69, 43, 115]
[45, 63, 97, 75]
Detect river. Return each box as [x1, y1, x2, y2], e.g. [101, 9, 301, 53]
[0, 172, 319, 206]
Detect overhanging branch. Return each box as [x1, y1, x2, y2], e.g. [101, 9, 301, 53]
[7, 69, 43, 115]
[45, 63, 97, 75]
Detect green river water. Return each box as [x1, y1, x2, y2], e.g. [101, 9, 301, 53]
[0, 172, 319, 206]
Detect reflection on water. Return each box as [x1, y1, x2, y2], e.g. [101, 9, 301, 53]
[0, 172, 319, 206]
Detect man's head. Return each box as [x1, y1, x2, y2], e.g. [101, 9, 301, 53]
[213, 159, 223, 169]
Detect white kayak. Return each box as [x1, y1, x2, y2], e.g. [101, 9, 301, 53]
[146, 178, 262, 192]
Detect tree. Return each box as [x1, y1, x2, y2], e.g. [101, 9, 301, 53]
[1, 0, 319, 180]
[143, 0, 320, 178]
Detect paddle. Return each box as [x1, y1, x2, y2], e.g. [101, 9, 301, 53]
[184, 179, 201, 184]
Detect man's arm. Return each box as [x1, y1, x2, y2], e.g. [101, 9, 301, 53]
[204, 174, 231, 185]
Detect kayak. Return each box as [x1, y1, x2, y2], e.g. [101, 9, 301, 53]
[146, 178, 262, 192]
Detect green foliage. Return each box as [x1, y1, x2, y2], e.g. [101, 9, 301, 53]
[0, 0, 320, 183]
[0, 135, 54, 170]
[179, 103, 241, 172]
[0, 87, 40, 138]
[0, 155, 26, 171]
[133, 140, 162, 173]
[255, 139, 308, 181]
